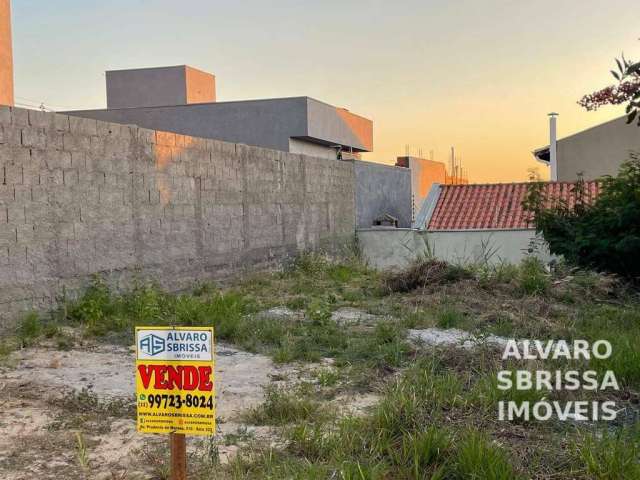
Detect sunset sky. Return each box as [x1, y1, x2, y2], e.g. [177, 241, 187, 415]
[11, 0, 640, 182]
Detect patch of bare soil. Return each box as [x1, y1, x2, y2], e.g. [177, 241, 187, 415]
[0, 342, 294, 480]
[333, 392, 380, 416]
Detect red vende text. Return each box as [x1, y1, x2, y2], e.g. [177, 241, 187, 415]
[137, 364, 214, 391]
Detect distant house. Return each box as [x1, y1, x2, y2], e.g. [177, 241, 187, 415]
[533, 115, 640, 182]
[395, 155, 468, 226]
[417, 181, 601, 264]
[65, 65, 373, 161]
[358, 180, 601, 270]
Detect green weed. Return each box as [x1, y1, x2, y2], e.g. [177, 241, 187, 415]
[291, 251, 332, 277]
[313, 368, 340, 387]
[475, 262, 520, 289]
[16, 312, 43, 346]
[573, 427, 640, 479]
[75, 431, 90, 474]
[518, 257, 550, 296]
[436, 306, 468, 329]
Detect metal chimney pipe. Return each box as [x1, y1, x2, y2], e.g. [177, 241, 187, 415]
[548, 112, 558, 181]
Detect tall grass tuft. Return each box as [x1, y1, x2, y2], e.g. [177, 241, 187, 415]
[518, 257, 550, 296]
[16, 312, 43, 347]
[244, 385, 326, 426]
[454, 431, 521, 480]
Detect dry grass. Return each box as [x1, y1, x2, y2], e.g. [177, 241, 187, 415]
[383, 257, 473, 293]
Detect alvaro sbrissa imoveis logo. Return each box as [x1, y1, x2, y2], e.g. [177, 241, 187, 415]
[497, 339, 619, 422]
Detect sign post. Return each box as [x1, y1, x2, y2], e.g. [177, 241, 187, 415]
[135, 326, 215, 480]
[170, 433, 187, 480]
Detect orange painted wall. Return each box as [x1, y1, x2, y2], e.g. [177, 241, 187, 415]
[395, 156, 469, 221]
[336, 107, 373, 152]
[0, 0, 13, 106]
[396, 156, 449, 221]
[185, 66, 216, 104]
[396, 156, 447, 194]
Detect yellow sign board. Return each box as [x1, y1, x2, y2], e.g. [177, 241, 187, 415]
[135, 326, 215, 436]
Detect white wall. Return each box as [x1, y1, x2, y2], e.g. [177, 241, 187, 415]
[358, 228, 553, 270]
[425, 229, 553, 265]
[357, 228, 429, 270]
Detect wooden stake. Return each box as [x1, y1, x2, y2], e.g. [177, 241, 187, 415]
[170, 433, 187, 480]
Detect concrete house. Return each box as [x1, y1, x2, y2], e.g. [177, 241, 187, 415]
[65, 66, 373, 161]
[533, 115, 640, 181]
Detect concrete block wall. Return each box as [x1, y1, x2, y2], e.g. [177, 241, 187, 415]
[0, 107, 355, 326]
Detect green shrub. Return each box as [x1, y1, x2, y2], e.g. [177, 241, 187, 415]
[67, 277, 113, 327]
[524, 158, 640, 279]
[60, 279, 254, 344]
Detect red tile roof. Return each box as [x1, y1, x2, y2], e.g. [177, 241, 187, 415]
[427, 181, 601, 231]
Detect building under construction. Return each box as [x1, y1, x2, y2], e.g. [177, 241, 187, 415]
[395, 148, 468, 226]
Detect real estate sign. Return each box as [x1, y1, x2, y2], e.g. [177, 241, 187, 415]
[135, 326, 215, 435]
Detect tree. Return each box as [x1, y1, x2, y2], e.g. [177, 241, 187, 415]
[578, 53, 640, 126]
[523, 156, 640, 279]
